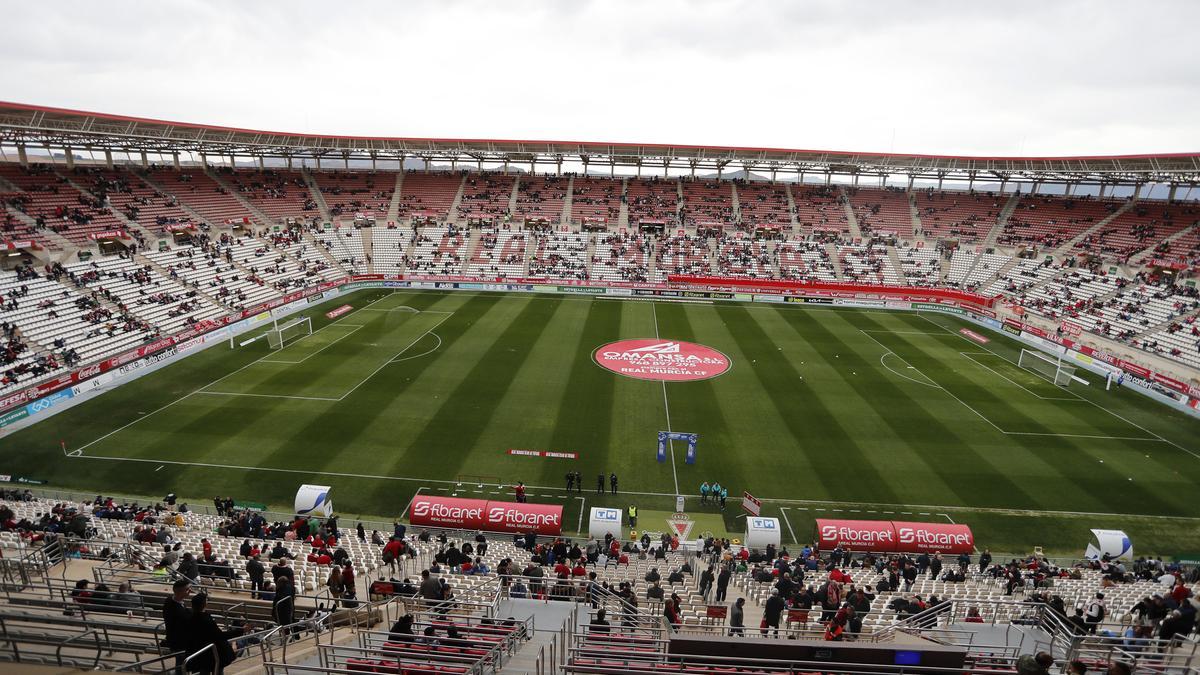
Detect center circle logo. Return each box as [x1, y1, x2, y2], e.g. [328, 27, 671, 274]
[592, 339, 732, 382]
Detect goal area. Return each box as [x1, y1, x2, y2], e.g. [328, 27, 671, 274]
[267, 316, 313, 350]
[1018, 348, 1075, 386]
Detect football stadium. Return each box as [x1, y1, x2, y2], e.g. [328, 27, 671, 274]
[0, 3, 1198, 673]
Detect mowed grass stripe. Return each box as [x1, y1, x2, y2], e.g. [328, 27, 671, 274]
[653, 303, 750, 497]
[711, 304, 901, 504]
[472, 298, 592, 486]
[541, 299, 623, 489]
[799, 308, 1034, 508]
[880, 326, 1185, 516]
[160, 292, 454, 492]
[372, 296, 565, 486]
[202, 292, 487, 503]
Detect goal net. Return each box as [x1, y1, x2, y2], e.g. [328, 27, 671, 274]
[267, 316, 312, 350]
[1018, 348, 1075, 386]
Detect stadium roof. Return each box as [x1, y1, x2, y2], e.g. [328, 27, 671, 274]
[2, 101, 1198, 186]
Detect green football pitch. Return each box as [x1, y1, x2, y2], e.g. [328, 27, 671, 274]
[2, 288, 1199, 556]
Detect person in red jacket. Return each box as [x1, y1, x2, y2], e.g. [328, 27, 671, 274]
[513, 482, 527, 503]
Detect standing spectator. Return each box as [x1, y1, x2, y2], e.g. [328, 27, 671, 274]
[716, 565, 731, 602]
[699, 565, 715, 602]
[187, 593, 246, 674]
[979, 550, 993, 574]
[565, 472, 575, 491]
[161, 580, 192, 672]
[610, 473, 618, 494]
[356, 522, 365, 542]
[573, 471, 582, 493]
[1085, 593, 1106, 634]
[273, 576, 296, 627]
[327, 566, 345, 604]
[246, 554, 265, 599]
[764, 590, 786, 637]
[700, 481, 710, 504]
[514, 482, 527, 503]
[596, 474, 604, 494]
[664, 593, 683, 632]
[729, 597, 746, 636]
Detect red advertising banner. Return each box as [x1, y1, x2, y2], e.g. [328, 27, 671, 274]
[484, 501, 563, 535]
[325, 305, 353, 319]
[408, 495, 563, 536]
[816, 519, 898, 551]
[893, 521, 975, 554]
[815, 519, 974, 555]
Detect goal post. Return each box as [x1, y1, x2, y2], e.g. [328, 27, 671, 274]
[267, 316, 313, 350]
[1018, 348, 1075, 386]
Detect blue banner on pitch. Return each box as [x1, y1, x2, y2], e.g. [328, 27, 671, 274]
[657, 431, 699, 464]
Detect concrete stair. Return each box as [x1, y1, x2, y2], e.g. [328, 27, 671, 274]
[204, 167, 274, 228]
[617, 178, 630, 229]
[1130, 218, 1198, 266]
[907, 191, 923, 239]
[302, 170, 332, 222]
[982, 193, 1022, 248]
[360, 226, 375, 273]
[784, 183, 800, 232]
[446, 173, 468, 224]
[837, 185, 864, 239]
[1054, 199, 1136, 256]
[507, 175, 520, 217]
[827, 242, 845, 280]
[386, 171, 405, 224]
[561, 174, 575, 225]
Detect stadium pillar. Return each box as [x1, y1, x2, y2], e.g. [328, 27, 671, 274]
[1000, 177, 1008, 194]
[906, 174, 914, 190]
[286, 156, 293, 170]
[140, 151, 148, 168]
[104, 149, 113, 169]
[228, 154, 235, 168]
[556, 157, 562, 175]
[1133, 183, 1143, 199]
[64, 148, 74, 169]
[343, 152, 350, 170]
[503, 159, 509, 175]
[258, 156, 265, 170]
[1098, 183, 1106, 199]
[371, 155, 377, 171]
[200, 153, 207, 168]
[16, 144, 27, 167]
[316, 156, 322, 170]
[1168, 184, 1178, 201]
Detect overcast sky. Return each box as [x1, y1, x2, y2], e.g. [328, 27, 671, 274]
[2, 0, 1197, 157]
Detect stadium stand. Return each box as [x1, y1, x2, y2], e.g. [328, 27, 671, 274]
[222, 169, 318, 224]
[513, 175, 568, 225]
[408, 225, 471, 276]
[313, 225, 369, 274]
[371, 226, 411, 275]
[894, 242, 941, 286]
[590, 231, 651, 283]
[999, 195, 1120, 249]
[679, 178, 734, 228]
[569, 176, 622, 227]
[2, 492, 1194, 674]
[914, 189, 1003, 243]
[626, 178, 680, 227]
[654, 233, 711, 281]
[313, 171, 395, 221]
[847, 187, 914, 238]
[145, 166, 257, 227]
[528, 231, 590, 280]
[714, 233, 773, 279]
[735, 180, 792, 232]
[397, 172, 462, 222]
[71, 166, 198, 236]
[456, 173, 514, 223]
[0, 164, 130, 246]
[792, 185, 850, 237]
[3, 165, 1200, 378]
[776, 238, 838, 281]
[465, 228, 529, 279]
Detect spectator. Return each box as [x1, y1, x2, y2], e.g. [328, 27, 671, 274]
[187, 593, 246, 674]
[590, 608, 610, 634]
[729, 597, 746, 637]
[161, 580, 193, 671]
[1017, 652, 1054, 675]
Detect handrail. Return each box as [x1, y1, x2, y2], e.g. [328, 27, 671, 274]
[182, 642, 218, 672]
[113, 649, 185, 673]
[55, 627, 101, 669]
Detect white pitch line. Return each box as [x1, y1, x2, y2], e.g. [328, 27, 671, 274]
[340, 312, 454, 398]
[1003, 431, 1163, 441]
[392, 332, 443, 363]
[652, 302, 681, 497]
[259, 324, 365, 364]
[72, 291, 400, 455]
[917, 312, 1200, 460]
[860, 330, 940, 388]
[957, 351, 1079, 401]
[195, 391, 341, 402]
[778, 507, 799, 544]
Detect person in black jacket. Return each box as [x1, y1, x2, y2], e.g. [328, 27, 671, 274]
[246, 555, 265, 599]
[273, 576, 295, 627]
[161, 580, 193, 672]
[186, 593, 245, 674]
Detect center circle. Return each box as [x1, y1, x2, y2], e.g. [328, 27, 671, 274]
[592, 339, 732, 382]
